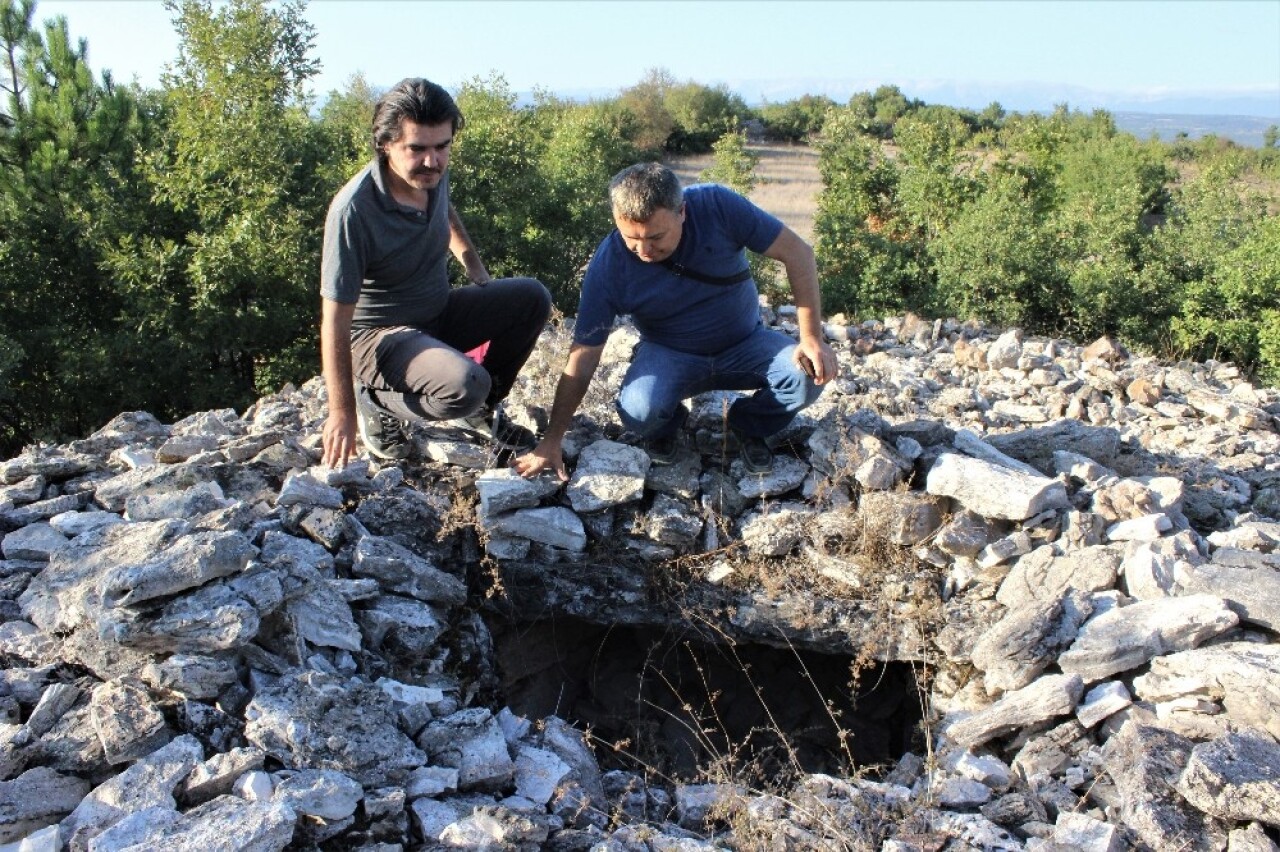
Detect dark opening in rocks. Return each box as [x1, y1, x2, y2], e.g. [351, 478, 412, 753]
[487, 616, 926, 785]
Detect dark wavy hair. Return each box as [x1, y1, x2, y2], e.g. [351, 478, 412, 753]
[372, 78, 464, 159]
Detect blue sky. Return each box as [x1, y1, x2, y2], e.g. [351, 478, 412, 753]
[35, 0, 1280, 116]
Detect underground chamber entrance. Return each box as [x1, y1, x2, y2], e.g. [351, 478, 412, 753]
[487, 616, 928, 784]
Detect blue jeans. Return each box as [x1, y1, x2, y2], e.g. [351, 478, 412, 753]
[617, 325, 823, 440]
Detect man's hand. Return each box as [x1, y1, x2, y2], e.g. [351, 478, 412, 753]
[513, 438, 568, 481]
[795, 337, 839, 385]
[322, 410, 359, 469]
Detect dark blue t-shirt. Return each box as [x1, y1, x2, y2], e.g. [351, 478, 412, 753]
[573, 184, 784, 355]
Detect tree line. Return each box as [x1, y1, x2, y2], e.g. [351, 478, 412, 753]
[1, 0, 1277, 457]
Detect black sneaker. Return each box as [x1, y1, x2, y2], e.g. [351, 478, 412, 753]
[447, 406, 536, 451]
[733, 429, 774, 474]
[355, 385, 410, 460]
[644, 433, 680, 465]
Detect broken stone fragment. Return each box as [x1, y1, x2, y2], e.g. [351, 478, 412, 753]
[738, 501, 815, 557]
[0, 524, 67, 563]
[98, 795, 297, 852]
[351, 535, 466, 605]
[474, 468, 561, 516]
[0, 765, 90, 843]
[737, 454, 808, 499]
[140, 654, 239, 701]
[674, 782, 747, 830]
[355, 595, 445, 656]
[995, 544, 1122, 609]
[99, 579, 262, 654]
[1057, 594, 1239, 683]
[944, 673, 1084, 750]
[565, 439, 650, 513]
[513, 744, 572, 806]
[927, 453, 1069, 521]
[1104, 721, 1229, 852]
[89, 679, 171, 765]
[1104, 512, 1172, 542]
[485, 506, 586, 552]
[1076, 681, 1133, 729]
[1174, 730, 1280, 826]
[25, 682, 81, 738]
[971, 589, 1093, 694]
[416, 708, 515, 792]
[1179, 548, 1280, 631]
[1053, 810, 1123, 852]
[436, 805, 551, 849]
[96, 528, 255, 609]
[271, 768, 363, 820]
[283, 573, 362, 653]
[123, 480, 231, 522]
[91, 462, 215, 513]
[859, 491, 945, 547]
[276, 470, 344, 510]
[179, 746, 266, 805]
[646, 494, 703, 546]
[244, 671, 425, 788]
[46, 509, 123, 538]
[59, 733, 205, 851]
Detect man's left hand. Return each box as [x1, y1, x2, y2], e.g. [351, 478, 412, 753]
[795, 338, 838, 385]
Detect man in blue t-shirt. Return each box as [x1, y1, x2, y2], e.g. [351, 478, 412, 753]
[514, 162, 837, 478]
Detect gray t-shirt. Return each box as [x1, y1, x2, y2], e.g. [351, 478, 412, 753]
[320, 159, 452, 329]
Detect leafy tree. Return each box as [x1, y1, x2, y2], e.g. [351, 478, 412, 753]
[844, 85, 922, 139]
[451, 77, 639, 310]
[0, 0, 152, 452]
[758, 94, 835, 143]
[617, 67, 676, 155]
[930, 169, 1064, 328]
[315, 71, 377, 190]
[892, 111, 977, 241]
[813, 107, 922, 318]
[531, 95, 641, 306]
[104, 0, 325, 413]
[662, 80, 750, 153]
[698, 129, 759, 193]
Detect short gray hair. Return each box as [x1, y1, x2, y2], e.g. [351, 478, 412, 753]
[609, 162, 683, 222]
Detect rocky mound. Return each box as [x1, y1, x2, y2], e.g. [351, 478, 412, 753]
[0, 309, 1277, 851]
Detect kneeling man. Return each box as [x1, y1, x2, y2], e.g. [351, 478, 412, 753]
[515, 162, 836, 479]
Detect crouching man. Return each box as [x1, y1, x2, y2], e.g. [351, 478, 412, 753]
[320, 77, 551, 467]
[514, 162, 835, 479]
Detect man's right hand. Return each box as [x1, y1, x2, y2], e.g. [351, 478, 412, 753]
[513, 438, 568, 481]
[322, 410, 359, 469]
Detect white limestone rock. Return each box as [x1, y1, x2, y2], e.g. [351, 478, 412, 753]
[1058, 594, 1239, 683]
[486, 506, 586, 552]
[1175, 730, 1280, 826]
[565, 440, 650, 513]
[927, 453, 1069, 521]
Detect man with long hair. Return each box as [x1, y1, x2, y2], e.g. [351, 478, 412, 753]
[320, 77, 550, 466]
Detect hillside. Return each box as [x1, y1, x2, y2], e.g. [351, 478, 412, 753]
[1, 309, 1278, 849]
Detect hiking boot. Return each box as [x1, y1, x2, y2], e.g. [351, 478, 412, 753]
[644, 432, 680, 465]
[447, 406, 537, 451]
[355, 385, 410, 460]
[733, 428, 774, 474]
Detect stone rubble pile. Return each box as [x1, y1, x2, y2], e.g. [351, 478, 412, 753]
[0, 309, 1276, 850]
